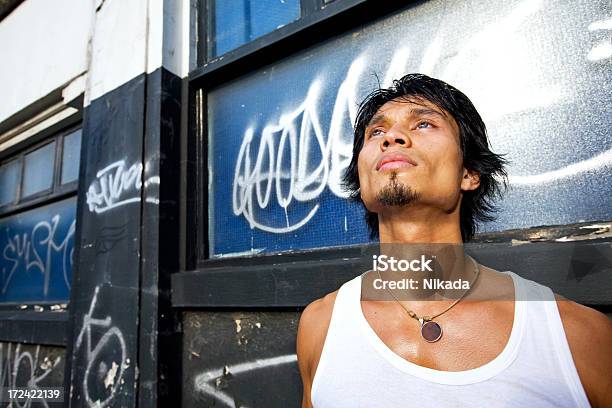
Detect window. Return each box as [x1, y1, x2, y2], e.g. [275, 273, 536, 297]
[0, 159, 20, 206]
[191, 0, 612, 261]
[60, 128, 82, 184]
[0, 126, 81, 212]
[0, 125, 81, 304]
[209, 0, 301, 57]
[22, 141, 56, 198]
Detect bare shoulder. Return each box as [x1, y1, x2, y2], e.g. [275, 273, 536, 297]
[555, 294, 612, 408]
[297, 290, 339, 371]
[300, 290, 339, 327]
[555, 294, 612, 351]
[296, 290, 339, 408]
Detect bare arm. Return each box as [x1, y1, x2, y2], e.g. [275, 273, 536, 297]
[556, 295, 612, 408]
[297, 292, 337, 408]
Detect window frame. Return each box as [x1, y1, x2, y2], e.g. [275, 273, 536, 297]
[58, 126, 82, 186]
[19, 139, 57, 201]
[0, 116, 81, 313]
[185, 0, 416, 270]
[0, 157, 21, 207]
[0, 121, 81, 218]
[199, 0, 323, 66]
[176, 0, 612, 313]
[204, 0, 317, 60]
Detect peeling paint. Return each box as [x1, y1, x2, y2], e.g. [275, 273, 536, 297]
[103, 361, 119, 389]
[581, 224, 610, 234]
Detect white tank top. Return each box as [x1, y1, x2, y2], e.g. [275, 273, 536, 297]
[311, 271, 590, 407]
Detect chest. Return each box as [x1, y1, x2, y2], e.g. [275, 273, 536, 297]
[360, 300, 515, 371]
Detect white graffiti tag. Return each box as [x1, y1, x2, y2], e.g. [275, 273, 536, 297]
[230, 40, 466, 234]
[0, 343, 62, 408]
[74, 286, 127, 408]
[232, 57, 370, 233]
[194, 354, 297, 407]
[1, 215, 75, 296]
[230, 0, 612, 234]
[86, 160, 143, 214]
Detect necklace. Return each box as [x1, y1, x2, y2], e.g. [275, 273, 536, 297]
[376, 255, 480, 343]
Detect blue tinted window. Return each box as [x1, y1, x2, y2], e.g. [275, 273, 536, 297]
[206, 0, 612, 257]
[0, 160, 20, 206]
[61, 129, 82, 184]
[0, 196, 76, 303]
[22, 141, 55, 197]
[211, 0, 300, 57]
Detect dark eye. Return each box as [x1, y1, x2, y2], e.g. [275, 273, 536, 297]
[416, 121, 432, 129]
[369, 128, 385, 138]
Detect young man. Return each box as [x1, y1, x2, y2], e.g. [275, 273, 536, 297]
[297, 74, 612, 407]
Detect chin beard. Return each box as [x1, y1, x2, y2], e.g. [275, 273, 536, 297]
[375, 172, 420, 206]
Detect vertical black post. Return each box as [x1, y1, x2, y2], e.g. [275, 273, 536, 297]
[137, 67, 183, 407]
[66, 75, 147, 407]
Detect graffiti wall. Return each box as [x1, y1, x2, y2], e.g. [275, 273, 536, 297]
[182, 311, 301, 408]
[67, 73, 145, 408]
[208, 0, 612, 257]
[0, 197, 76, 303]
[0, 342, 65, 408]
[71, 284, 130, 408]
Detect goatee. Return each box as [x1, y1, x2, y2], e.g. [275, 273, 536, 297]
[375, 172, 419, 206]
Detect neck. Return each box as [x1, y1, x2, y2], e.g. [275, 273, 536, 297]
[377, 206, 464, 244]
[369, 206, 474, 304]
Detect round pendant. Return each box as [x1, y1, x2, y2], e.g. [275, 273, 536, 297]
[421, 320, 443, 342]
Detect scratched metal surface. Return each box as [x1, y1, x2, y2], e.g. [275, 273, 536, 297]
[207, 0, 612, 256]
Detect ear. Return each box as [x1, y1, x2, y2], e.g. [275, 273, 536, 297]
[460, 168, 480, 191]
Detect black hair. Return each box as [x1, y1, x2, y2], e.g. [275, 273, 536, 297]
[342, 73, 508, 242]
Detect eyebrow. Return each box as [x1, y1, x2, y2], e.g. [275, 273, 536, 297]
[410, 108, 447, 119]
[367, 113, 388, 128]
[366, 107, 447, 128]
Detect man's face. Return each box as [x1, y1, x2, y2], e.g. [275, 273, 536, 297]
[357, 97, 479, 214]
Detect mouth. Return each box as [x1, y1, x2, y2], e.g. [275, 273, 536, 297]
[376, 153, 417, 171]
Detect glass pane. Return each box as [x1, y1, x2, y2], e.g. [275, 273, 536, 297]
[206, 0, 611, 257]
[211, 0, 301, 57]
[0, 159, 20, 206]
[0, 196, 76, 303]
[61, 129, 82, 184]
[22, 141, 56, 197]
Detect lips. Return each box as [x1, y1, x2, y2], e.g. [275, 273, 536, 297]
[376, 153, 417, 171]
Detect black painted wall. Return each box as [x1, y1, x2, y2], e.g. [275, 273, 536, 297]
[0, 342, 65, 407]
[66, 73, 146, 407]
[182, 311, 302, 408]
[61, 66, 184, 408]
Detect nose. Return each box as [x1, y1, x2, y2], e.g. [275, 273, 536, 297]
[381, 127, 411, 150]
